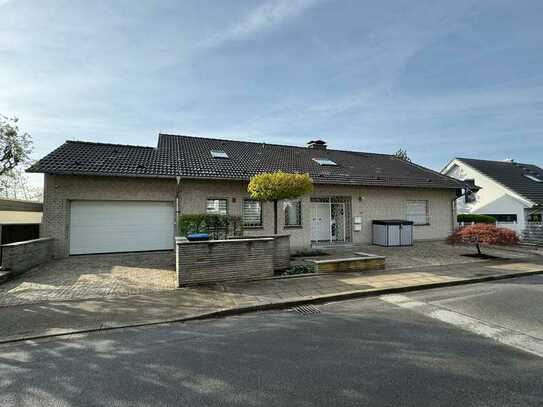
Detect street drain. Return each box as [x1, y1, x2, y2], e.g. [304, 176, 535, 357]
[291, 304, 321, 315]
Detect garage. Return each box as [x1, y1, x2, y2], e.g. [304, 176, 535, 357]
[69, 201, 174, 255]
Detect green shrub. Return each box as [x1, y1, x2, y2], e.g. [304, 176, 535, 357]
[457, 214, 496, 224]
[290, 249, 329, 258]
[177, 214, 243, 240]
[282, 264, 316, 275]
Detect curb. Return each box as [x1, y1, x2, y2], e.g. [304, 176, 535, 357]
[1, 269, 543, 345]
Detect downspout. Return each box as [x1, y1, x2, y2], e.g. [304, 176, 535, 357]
[451, 187, 466, 232]
[453, 182, 479, 231]
[176, 176, 181, 236]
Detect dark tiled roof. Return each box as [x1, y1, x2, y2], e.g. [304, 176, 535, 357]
[457, 157, 543, 205]
[28, 134, 463, 189]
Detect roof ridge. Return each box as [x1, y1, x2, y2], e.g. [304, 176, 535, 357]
[393, 156, 461, 183]
[158, 133, 392, 157]
[66, 140, 156, 149]
[456, 157, 537, 167]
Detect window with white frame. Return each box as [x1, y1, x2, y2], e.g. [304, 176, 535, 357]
[206, 199, 228, 215]
[284, 199, 302, 227]
[406, 200, 429, 225]
[242, 199, 262, 227]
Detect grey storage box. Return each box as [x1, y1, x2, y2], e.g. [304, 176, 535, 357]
[372, 220, 413, 247]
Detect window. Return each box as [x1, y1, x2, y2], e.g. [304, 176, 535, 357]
[406, 200, 429, 225]
[486, 214, 517, 222]
[528, 213, 542, 222]
[210, 150, 229, 159]
[312, 158, 337, 166]
[242, 199, 262, 227]
[206, 199, 228, 215]
[284, 200, 302, 227]
[524, 174, 542, 183]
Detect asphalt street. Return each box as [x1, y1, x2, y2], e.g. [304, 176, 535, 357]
[1, 276, 543, 406]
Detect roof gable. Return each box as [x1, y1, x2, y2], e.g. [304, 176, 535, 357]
[456, 157, 543, 206]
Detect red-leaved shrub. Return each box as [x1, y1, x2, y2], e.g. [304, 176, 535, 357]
[448, 224, 519, 247]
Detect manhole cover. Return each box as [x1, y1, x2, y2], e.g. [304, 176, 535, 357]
[291, 304, 321, 315]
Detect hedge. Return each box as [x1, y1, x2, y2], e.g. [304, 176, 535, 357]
[177, 214, 243, 240]
[457, 214, 497, 224]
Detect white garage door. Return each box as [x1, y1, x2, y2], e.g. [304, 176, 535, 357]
[70, 201, 174, 255]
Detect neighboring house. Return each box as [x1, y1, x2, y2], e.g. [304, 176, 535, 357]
[442, 158, 543, 234]
[0, 199, 43, 244]
[28, 134, 464, 258]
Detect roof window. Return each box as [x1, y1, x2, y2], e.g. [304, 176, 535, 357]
[312, 158, 337, 166]
[524, 174, 542, 183]
[211, 150, 229, 159]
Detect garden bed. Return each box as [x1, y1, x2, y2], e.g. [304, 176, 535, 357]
[305, 252, 385, 273]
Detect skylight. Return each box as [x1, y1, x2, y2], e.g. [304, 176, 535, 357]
[312, 158, 337, 166]
[211, 150, 229, 159]
[524, 174, 542, 183]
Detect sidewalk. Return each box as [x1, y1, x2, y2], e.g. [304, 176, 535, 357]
[2, 258, 543, 344]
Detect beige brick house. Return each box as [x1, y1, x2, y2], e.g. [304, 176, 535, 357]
[29, 134, 465, 258]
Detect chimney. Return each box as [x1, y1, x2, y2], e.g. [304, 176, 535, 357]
[307, 140, 327, 150]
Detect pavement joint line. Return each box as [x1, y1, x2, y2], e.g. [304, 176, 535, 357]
[1, 269, 543, 346]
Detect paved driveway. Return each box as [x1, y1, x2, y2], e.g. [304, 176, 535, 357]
[0, 252, 176, 306]
[302, 241, 538, 269]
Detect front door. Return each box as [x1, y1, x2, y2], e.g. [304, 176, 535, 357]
[312, 203, 331, 242]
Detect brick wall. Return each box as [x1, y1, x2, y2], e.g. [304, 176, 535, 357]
[42, 174, 457, 258]
[228, 234, 290, 271]
[0, 238, 54, 275]
[43, 175, 176, 257]
[180, 179, 458, 249]
[176, 237, 275, 286]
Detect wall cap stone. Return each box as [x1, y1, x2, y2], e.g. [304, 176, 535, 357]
[0, 237, 54, 248]
[176, 237, 274, 245]
[228, 234, 291, 239]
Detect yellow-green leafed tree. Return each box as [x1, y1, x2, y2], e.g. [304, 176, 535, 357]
[248, 172, 314, 234]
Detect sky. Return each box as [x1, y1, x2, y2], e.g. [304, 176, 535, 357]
[1, 0, 543, 188]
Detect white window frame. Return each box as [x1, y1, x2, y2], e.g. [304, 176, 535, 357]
[242, 199, 263, 227]
[206, 198, 228, 215]
[406, 200, 430, 225]
[210, 150, 229, 159]
[284, 199, 302, 227]
[312, 158, 337, 166]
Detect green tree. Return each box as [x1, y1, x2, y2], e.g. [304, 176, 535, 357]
[248, 172, 314, 234]
[393, 148, 410, 161]
[0, 115, 32, 176]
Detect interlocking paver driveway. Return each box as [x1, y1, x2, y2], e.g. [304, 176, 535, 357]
[297, 241, 536, 269]
[0, 252, 176, 306]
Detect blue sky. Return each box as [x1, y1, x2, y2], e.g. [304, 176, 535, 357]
[1, 0, 543, 187]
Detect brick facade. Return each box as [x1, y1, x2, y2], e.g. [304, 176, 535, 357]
[43, 175, 176, 257]
[42, 175, 457, 257]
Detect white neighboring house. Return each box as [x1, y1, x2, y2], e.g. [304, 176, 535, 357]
[442, 158, 543, 236]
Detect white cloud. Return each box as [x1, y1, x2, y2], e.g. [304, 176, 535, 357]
[202, 0, 319, 48]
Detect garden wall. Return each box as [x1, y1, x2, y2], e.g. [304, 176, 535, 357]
[176, 237, 275, 286]
[0, 237, 54, 275]
[228, 234, 290, 271]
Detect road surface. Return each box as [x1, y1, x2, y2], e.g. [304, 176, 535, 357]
[1, 275, 543, 406]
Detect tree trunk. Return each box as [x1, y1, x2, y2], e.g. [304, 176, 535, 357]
[273, 200, 278, 235]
